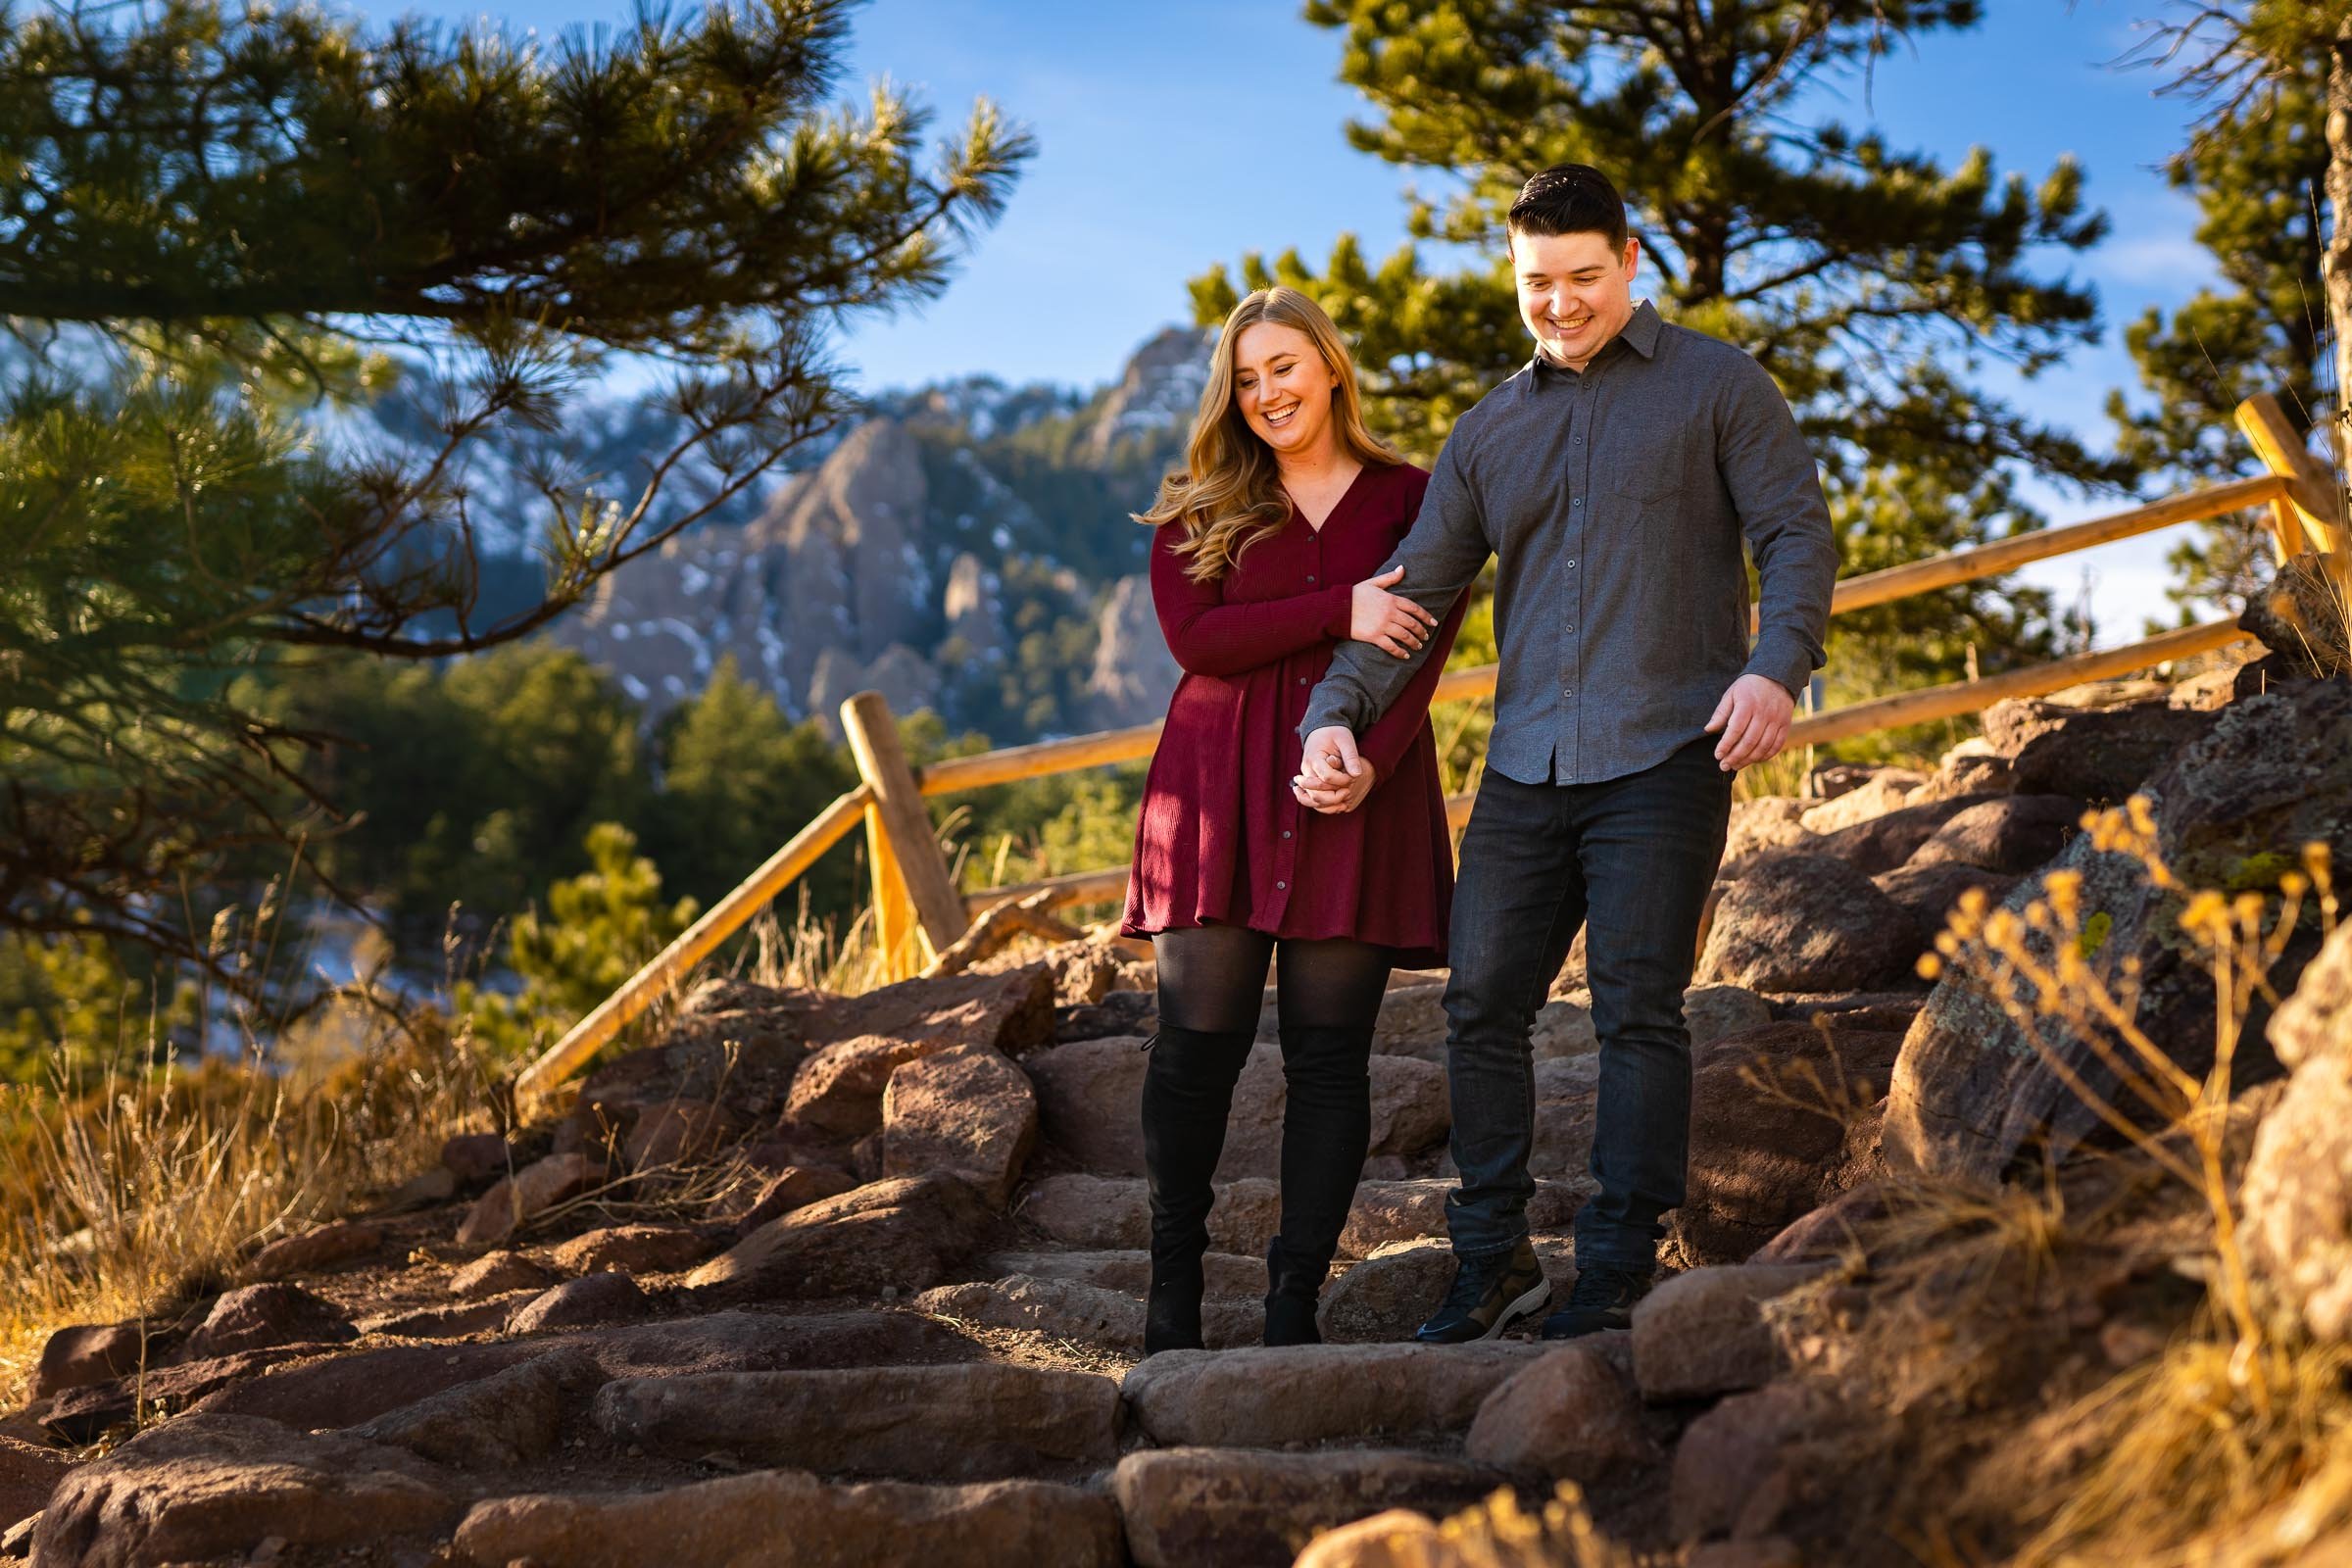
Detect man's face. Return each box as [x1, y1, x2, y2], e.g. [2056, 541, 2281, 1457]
[1510, 228, 1640, 368]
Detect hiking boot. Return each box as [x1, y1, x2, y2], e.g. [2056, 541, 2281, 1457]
[1540, 1259, 1654, 1340]
[1412, 1240, 1552, 1344]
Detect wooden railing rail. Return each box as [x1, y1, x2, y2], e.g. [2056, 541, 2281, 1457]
[517, 402, 2337, 1102]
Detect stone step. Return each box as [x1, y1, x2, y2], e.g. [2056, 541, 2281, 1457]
[1120, 1342, 1545, 1448]
[914, 1275, 1263, 1352]
[976, 1249, 1267, 1299]
[1115, 1446, 1506, 1568]
[594, 1363, 1122, 1481]
[1319, 1239, 1578, 1344]
[456, 1468, 1125, 1568]
[1016, 1175, 1591, 1259]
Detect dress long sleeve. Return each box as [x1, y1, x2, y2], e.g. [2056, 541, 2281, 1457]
[1149, 522, 1354, 678]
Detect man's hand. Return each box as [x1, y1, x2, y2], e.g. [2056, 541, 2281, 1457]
[1293, 755, 1377, 814]
[1298, 724, 1363, 789]
[1705, 673, 1797, 771]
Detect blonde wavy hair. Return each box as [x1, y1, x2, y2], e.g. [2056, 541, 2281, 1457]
[1135, 287, 1400, 583]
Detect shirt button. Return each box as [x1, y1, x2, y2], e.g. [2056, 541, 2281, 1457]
[1298, 676, 1308, 686]
[1566, 560, 1578, 568]
[1282, 829, 1293, 840]
[1275, 880, 1288, 891]
[1564, 623, 1574, 633]
[1306, 574, 1316, 583]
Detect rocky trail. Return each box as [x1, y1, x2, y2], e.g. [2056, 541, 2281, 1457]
[2, 643, 2347, 1567]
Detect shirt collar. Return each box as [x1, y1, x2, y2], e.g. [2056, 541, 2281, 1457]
[1524, 299, 1662, 389]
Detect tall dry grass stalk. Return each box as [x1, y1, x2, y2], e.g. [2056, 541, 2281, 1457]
[1910, 795, 2347, 1563]
[0, 996, 501, 1407]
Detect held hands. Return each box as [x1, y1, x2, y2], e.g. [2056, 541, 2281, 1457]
[1295, 724, 1376, 813]
[1350, 566, 1439, 658]
[1705, 673, 1797, 771]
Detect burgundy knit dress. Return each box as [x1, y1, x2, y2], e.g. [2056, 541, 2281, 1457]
[1120, 461, 1466, 967]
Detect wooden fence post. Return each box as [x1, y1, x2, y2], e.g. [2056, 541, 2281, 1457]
[839, 690, 970, 982]
[2236, 393, 2346, 561]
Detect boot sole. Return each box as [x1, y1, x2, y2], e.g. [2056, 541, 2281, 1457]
[1475, 1278, 1554, 1342]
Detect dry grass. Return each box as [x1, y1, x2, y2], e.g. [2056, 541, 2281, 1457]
[0, 993, 501, 1406]
[1766, 792, 2350, 1566]
[1298, 1485, 1650, 1568]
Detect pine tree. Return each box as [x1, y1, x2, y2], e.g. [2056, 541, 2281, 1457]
[2125, 0, 2352, 615]
[0, 0, 1028, 978]
[1195, 1, 2128, 715]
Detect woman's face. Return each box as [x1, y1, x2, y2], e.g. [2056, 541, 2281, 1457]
[1232, 320, 1340, 459]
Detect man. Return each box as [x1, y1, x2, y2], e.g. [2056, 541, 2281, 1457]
[1294, 164, 1838, 1342]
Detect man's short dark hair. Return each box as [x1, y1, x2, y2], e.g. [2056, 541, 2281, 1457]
[1506, 165, 1628, 251]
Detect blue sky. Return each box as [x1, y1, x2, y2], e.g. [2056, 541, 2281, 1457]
[428, 0, 2261, 640]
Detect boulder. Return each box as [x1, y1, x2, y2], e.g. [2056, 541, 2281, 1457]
[595, 1363, 1120, 1479]
[453, 1468, 1121, 1568]
[507, 1271, 651, 1333]
[1464, 1341, 1659, 1479]
[350, 1348, 603, 1469]
[1724, 798, 1814, 863]
[1987, 697, 2219, 802]
[914, 1274, 1260, 1351]
[439, 1132, 513, 1184]
[1121, 1343, 1544, 1447]
[45, 1347, 345, 1443]
[1872, 862, 2019, 951]
[30, 1322, 167, 1401]
[449, 1250, 558, 1299]
[187, 1343, 550, 1432]
[1907, 740, 2019, 806]
[571, 979, 816, 1152]
[456, 1152, 603, 1246]
[1114, 1447, 1502, 1568]
[1697, 853, 1919, 994]
[1886, 679, 2352, 1185]
[552, 1224, 710, 1277]
[880, 1045, 1037, 1207]
[357, 1293, 537, 1341]
[622, 1101, 746, 1171]
[784, 965, 1058, 1137]
[2241, 922, 2352, 1343]
[1669, 1381, 1841, 1543]
[32, 1413, 466, 1566]
[686, 1173, 993, 1301]
[1904, 793, 2081, 874]
[248, 1219, 384, 1281]
[178, 1284, 355, 1362]
[1632, 1264, 1826, 1401]
[1054, 988, 1156, 1045]
[1809, 795, 1997, 876]
[0, 1437, 69, 1532]
[1796, 772, 1923, 835]
[1753, 1181, 1889, 1265]
[1670, 1022, 1904, 1265]
[732, 1165, 859, 1235]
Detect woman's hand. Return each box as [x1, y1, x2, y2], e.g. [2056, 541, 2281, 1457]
[1293, 757, 1378, 814]
[1349, 565, 1439, 658]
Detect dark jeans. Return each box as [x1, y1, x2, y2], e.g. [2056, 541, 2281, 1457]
[1442, 735, 1735, 1268]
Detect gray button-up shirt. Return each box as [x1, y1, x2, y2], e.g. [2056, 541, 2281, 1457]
[1300, 301, 1838, 786]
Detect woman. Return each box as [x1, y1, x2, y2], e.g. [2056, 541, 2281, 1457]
[1123, 287, 1466, 1352]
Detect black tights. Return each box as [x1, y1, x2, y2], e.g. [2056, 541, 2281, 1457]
[1152, 925, 1395, 1037]
[1142, 926, 1394, 1345]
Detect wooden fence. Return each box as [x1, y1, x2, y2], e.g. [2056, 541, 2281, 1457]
[513, 393, 2346, 1103]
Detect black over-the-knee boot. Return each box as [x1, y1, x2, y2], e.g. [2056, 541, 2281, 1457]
[1139, 1023, 1255, 1355]
[1264, 1022, 1375, 1346]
